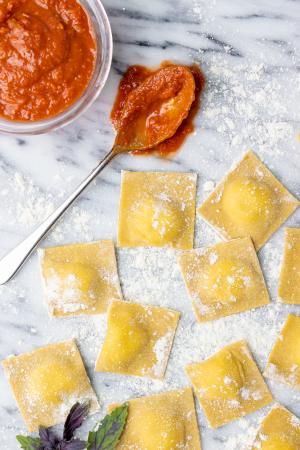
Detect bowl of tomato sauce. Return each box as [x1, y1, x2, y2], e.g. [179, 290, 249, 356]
[0, 0, 113, 135]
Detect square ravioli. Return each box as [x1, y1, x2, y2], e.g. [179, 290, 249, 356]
[1, 340, 99, 432]
[278, 228, 300, 304]
[264, 314, 300, 390]
[95, 300, 180, 379]
[186, 340, 272, 428]
[251, 404, 300, 450]
[198, 151, 299, 250]
[178, 237, 270, 322]
[108, 388, 201, 449]
[39, 240, 122, 316]
[118, 171, 197, 249]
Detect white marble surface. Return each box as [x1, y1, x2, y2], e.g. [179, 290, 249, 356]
[1, 0, 300, 448]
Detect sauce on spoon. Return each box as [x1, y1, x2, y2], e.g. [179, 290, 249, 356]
[111, 62, 205, 156]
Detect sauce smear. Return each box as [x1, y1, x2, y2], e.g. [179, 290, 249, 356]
[111, 62, 205, 157]
[0, 0, 96, 122]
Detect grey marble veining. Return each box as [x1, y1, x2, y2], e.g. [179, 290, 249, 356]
[0, 0, 300, 448]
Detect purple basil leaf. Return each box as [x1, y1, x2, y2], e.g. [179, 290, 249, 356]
[63, 401, 90, 441]
[38, 427, 58, 449]
[59, 439, 87, 450]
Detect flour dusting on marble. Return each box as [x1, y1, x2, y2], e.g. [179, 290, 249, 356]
[1, 0, 300, 448]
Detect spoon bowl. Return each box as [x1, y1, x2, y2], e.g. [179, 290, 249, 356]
[114, 65, 196, 151]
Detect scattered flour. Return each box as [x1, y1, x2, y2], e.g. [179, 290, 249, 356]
[151, 331, 174, 378]
[3, 171, 96, 244]
[203, 180, 215, 192]
[1, 2, 299, 449]
[208, 251, 218, 265]
[200, 57, 297, 157]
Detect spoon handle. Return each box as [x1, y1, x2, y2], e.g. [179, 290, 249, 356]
[0, 148, 116, 285]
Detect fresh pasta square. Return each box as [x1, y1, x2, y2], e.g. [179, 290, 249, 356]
[95, 300, 180, 379]
[278, 228, 300, 304]
[39, 240, 122, 316]
[118, 171, 197, 249]
[198, 151, 299, 250]
[186, 340, 272, 428]
[178, 237, 270, 322]
[251, 404, 300, 450]
[265, 314, 300, 390]
[108, 388, 201, 449]
[2, 340, 99, 432]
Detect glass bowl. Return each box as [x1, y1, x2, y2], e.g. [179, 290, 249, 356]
[0, 0, 113, 135]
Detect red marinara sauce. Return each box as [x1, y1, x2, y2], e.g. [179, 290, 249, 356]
[0, 0, 96, 122]
[111, 62, 205, 157]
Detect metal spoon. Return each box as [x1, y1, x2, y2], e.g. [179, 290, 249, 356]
[0, 65, 195, 284]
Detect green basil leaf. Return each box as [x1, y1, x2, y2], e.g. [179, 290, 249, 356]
[16, 435, 42, 450]
[87, 403, 128, 450]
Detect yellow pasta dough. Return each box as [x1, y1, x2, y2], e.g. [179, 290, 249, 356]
[278, 228, 300, 304]
[198, 151, 299, 250]
[178, 237, 270, 322]
[118, 171, 197, 249]
[95, 300, 180, 379]
[1, 340, 99, 432]
[265, 314, 300, 390]
[109, 388, 201, 449]
[39, 240, 122, 316]
[251, 405, 300, 450]
[186, 340, 272, 428]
